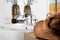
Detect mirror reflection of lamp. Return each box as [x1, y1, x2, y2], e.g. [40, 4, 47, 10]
[24, 5, 31, 17]
[7, 0, 20, 23]
[23, 0, 36, 25]
[11, 0, 20, 23]
[23, 0, 35, 17]
[12, 4, 20, 23]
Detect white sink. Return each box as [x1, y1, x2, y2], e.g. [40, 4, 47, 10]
[3, 23, 26, 31]
[0, 23, 26, 40]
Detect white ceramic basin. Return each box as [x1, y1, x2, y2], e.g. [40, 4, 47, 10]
[0, 23, 26, 40]
[3, 23, 26, 31]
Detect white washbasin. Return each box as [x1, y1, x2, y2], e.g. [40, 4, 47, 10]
[0, 23, 26, 40]
[3, 23, 26, 31]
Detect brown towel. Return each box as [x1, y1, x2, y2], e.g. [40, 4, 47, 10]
[34, 13, 60, 40]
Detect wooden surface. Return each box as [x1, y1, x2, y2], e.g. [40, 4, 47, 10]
[24, 32, 38, 40]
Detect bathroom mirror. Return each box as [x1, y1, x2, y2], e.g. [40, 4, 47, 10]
[0, 0, 48, 25]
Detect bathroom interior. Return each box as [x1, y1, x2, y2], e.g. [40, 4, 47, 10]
[0, 0, 60, 40]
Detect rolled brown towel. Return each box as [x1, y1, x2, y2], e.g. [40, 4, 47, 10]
[34, 20, 43, 37]
[34, 13, 60, 40]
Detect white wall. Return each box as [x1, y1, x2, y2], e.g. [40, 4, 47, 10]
[0, 0, 48, 24]
[0, 0, 12, 24]
[31, 0, 48, 21]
